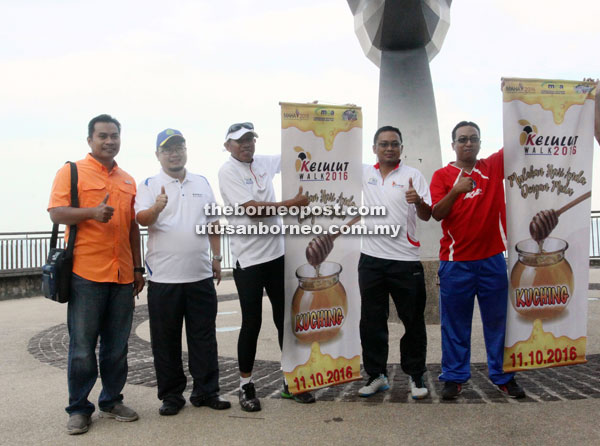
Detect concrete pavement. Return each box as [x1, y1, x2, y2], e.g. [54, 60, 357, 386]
[2, 268, 600, 445]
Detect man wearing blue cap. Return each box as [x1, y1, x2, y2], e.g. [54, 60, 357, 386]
[135, 129, 230, 415]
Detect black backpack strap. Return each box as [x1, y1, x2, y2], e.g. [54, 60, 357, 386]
[69, 161, 79, 207]
[49, 223, 59, 249]
[50, 162, 78, 249]
[66, 162, 78, 254]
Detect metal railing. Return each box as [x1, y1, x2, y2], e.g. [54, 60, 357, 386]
[1, 212, 599, 275]
[0, 228, 234, 275]
[591, 211, 600, 258]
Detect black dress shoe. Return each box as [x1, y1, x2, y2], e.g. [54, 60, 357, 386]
[191, 395, 231, 410]
[159, 402, 182, 416]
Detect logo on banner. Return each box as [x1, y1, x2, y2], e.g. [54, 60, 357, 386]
[293, 146, 349, 182]
[342, 109, 358, 121]
[294, 146, 312, 172]
[283, 108, 309, 120]
[574, 84, 594, 94]
[505, 82, 535, 93]
[518, 119, 578, 156]
[315, 108, 335, 116]
[314, 108, 335, 122]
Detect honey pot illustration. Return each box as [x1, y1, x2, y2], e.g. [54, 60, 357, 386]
[510, 237, 574, 320]
[291, 262, 347, 343]
[513, 191, 591, 319]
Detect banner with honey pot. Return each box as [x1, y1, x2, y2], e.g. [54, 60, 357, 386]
[279, 102, 363, 394]
[502, 78, 596, 372]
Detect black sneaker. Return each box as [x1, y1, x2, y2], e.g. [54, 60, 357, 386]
[281, 381, 316, 404]
[498, 378, 525, 399]
[441, 381, 462, 400]
[239, 382, 261, 412]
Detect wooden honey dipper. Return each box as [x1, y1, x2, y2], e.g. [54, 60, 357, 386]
[306, 216, 361, 267]
[529, 191, 591, 242]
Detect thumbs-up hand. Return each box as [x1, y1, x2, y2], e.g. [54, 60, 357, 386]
[154, 185, 168, 214]
[292, 186, 309, 207]
[93, 193, 115, 223]
[453, 169, 475, 194]
[405, 177, 421, 205]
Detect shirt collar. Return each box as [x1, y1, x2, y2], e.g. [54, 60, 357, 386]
[159, 168, 189, 183]
[85, 153, 119, 173]
[229, 155, 253, 168]
[373, 161, 401, 171]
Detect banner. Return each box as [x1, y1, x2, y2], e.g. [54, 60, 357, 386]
[502, 78, 596, 372]
[280, 102, 363, 394]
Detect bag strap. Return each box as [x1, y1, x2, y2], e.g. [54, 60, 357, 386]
[50, 162, 79, 250]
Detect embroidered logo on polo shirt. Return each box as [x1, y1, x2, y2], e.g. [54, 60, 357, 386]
[192, 193, 203, 198]
[367, 178, 378, 185]
[391, 181, 403, 188]
[244, 178, 253, 185]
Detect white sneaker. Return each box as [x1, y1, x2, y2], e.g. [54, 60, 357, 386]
[409, 375, 429, 400]
[358, 374, 389, 397]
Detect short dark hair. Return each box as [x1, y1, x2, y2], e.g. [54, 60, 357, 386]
[373, 126, 402, 145]
[88, 114, 121, 138]
[451, 121, 480, 141]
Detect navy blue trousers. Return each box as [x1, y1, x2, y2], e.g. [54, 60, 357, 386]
[438, 253, 514, 385]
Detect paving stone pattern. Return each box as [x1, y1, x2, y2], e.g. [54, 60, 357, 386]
[28, 304, 600, 404]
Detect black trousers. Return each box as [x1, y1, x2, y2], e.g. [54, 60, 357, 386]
[358, 254, 427, 378]
[147, 278, 219, 407]
[233, 256, 285, 374]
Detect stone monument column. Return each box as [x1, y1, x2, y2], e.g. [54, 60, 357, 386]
[348, 0, 452, 323]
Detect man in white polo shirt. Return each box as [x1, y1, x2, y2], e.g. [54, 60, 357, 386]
[218, 122, 314, 412]
[357, 125, 432, 400]
[135, 129, 231, 416]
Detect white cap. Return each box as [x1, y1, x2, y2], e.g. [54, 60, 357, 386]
[224, 122, 258, 142]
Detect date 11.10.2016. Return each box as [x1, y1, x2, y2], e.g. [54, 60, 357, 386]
[509, 346, 578, 368]
[293, 366, 354, 392]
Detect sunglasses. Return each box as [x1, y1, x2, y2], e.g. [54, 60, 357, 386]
[227, 122, 254, 134]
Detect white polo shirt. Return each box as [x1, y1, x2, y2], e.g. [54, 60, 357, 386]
[361, 162, 432, 261]
[134, 169, 216, 283]
[218, 154, 283, 268]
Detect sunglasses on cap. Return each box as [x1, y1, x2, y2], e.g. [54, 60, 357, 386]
[227, 122, 254, 134]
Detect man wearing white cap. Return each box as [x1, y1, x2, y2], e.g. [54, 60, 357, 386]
[218, 122, 314, 412]
[135, 129, 230, 416]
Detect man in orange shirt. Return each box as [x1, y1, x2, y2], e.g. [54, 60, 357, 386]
[48, 114, 145, 435]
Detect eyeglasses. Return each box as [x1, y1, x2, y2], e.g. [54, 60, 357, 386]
[377, 141, 402, 149]
[159, 145, 186, 155]
[227, 122, 254, 134]
[455, 135, 480, 144]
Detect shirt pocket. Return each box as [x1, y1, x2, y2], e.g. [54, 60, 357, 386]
[117, 182, 136, 218]
[80, 180, 108, 209]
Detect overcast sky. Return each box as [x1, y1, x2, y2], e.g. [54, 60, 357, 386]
[2, 0, 599, 232]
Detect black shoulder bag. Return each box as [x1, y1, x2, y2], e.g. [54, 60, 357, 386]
[42, 162, 79, 303]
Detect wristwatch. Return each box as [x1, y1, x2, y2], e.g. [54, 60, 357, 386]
[212, 255, 223, 262]
[134, 267, 146, 274]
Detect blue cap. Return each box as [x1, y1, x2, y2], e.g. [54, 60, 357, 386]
[156, 128, 185, 149]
